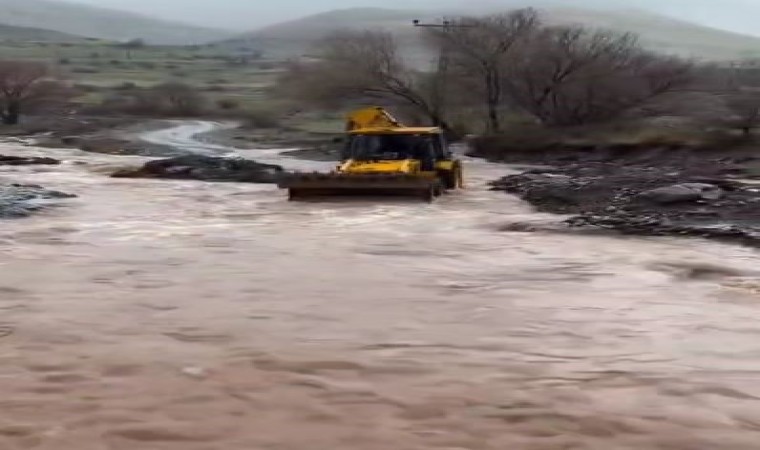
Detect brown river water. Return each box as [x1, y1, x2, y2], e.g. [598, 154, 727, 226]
[1, 121, 760, 449]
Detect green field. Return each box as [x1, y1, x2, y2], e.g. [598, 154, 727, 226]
[0, 39, 285, 113]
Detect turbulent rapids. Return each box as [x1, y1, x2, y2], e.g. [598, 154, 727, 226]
[0, 121, 759, 450]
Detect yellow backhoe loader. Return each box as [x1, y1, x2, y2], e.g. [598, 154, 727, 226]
[277, 107, 464, 202]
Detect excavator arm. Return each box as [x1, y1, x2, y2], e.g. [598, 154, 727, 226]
[345, 106, 404, 131]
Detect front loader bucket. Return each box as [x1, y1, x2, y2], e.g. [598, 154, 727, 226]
[277, 172, 441, 202]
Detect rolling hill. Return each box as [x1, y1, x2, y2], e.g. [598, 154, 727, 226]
[40, 0, 760, 38]
[542, 7, 760, 59]
[0, 0, 233, 45]
[222, 6, 760, 62]
[0, 24, 89, 43]
[220, 8, 424, 58]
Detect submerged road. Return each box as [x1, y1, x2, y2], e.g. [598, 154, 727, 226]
[0, 121, 759, 449]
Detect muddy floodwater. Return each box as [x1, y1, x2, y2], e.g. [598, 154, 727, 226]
[1, 121, 760, 450]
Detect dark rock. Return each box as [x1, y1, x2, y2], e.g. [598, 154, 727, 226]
[0, 155, 60, 166]
[687, 177, 743, 191]
[0, 184, 76, 218]
[638, 183, 723, 205]
[60, 136, 81, 146]
[79, 138, 125, 154]
[493, 162, 760, 248]
[79, 138, 181, 158]
[111, 154, 285, 184]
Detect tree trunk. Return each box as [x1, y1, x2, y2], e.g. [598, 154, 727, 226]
[1, 102, 20, 125]
[486, 102, 500, 134]
[428, 112, 450, 130]
[485, 70, 502, 134]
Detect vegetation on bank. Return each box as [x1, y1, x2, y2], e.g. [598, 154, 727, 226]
[0, 36, 285, 127]
[0, 6, 759, 157]
[276, 8, 760, 154]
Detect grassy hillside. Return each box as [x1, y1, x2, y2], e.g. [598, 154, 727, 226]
[0, 0, 232, 45]
[222, 6, 760, 62]
[0, 24, 89, 43]
[0, 35, 282, 117]
[545, 8, 760, 60]
[219, 8, 425, 60]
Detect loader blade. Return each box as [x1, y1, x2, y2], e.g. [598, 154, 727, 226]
[278, 173, 440, 202]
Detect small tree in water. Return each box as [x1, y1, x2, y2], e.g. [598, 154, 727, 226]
[0, 60, 71, 125]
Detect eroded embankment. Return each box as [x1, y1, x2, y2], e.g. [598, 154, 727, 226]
[475, 138, 760, 246]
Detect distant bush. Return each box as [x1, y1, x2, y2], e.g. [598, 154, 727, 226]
[58, 58, 71, 65]
[466, 123, 727, 160]
[246, 108, 282, 129]
[216, 98, 240, 111]
[469, 125, 562, 157]
[151, 82, 207, 116]
[73, 83, 100, 93]
[256, 62, 276, 70]
[71, 67, 101, 74]
[87, 82, 208, 118]
[204, 84, 227, 92]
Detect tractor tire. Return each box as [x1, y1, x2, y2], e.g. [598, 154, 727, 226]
[433, 183, 444, 197]
[421, 184, 437, 203]
[440, 162, 462, 190]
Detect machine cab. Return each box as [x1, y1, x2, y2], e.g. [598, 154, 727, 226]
[341, 130, 450, 164]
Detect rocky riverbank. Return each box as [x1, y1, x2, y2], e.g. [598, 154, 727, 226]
[39, 120, 182, 158]
[0, 183, 76, 218]
[0, 115, 181, 158]
[0, 155, 74, 217]
[3, 113, 340, 161]
[200, 125, 342, 161]
[0, 155, 60, 166]
[492, 161, 760, 247]
[111, 154, 284, 183]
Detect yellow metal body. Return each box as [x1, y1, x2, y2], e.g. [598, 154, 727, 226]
[278, 107, 463, 202]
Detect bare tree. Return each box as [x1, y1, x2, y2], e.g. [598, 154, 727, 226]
[118, 38, 146, 60]
[0, 60, 71, 125]
[719, 61, 760, 136]
[100, 82, 207, 116]
[425, 9, 540, 133]
[503, 26, 694, 127]
[725, 90, 760, 136]
[276, 29, 450, 129]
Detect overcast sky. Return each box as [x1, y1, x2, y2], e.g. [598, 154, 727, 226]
[57, 0, 760, 35]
